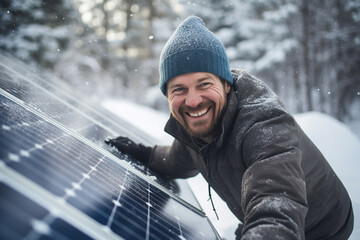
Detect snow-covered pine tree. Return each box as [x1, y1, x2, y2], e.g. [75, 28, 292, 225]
[0, 0, 79, 69]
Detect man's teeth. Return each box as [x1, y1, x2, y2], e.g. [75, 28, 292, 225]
[189, 109, 207, 117]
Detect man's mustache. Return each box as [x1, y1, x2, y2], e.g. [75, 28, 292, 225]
[179, 102, 212, 114]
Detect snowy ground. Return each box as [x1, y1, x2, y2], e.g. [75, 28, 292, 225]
[102, 98, 360, 240]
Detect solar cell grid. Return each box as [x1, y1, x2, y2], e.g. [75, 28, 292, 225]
[0, 183, 93, 240]
[0, 52, 220, 239]
[1, 92, 218, 239]
[0, 54, 189, 200]
[0, 68, 106, 135]
[0, 59, 154, 146]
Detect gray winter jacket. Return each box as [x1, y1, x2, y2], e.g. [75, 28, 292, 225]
[148, 70, 353, 240]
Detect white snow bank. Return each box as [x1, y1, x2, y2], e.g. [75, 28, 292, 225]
[296, 112, 360, 240]
[102, 99, 360, 240]
[295, 112, 360, 200]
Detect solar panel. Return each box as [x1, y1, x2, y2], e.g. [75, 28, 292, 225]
[0, 52, 220, 240]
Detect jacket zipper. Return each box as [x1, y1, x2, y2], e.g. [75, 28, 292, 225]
[202, 146, 219, 220]
[174, 137, 220, 220]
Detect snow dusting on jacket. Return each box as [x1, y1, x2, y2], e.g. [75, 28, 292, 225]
[148, 69, 353, 240]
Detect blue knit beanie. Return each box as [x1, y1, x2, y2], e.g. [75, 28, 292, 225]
[159, 16, 233, 95]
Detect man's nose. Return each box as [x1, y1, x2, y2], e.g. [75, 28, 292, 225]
[185, 89, 202, 108]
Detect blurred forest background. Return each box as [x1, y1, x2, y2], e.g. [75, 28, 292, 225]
[0, 0, 359, 130]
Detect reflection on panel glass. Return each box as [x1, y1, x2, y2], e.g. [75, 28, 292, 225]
[0, 183, 93, 240]
[0, 52, 220, 239]
[0, 51, 200, 207]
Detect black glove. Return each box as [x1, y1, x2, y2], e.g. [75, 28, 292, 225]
[105, 136, 152, 164]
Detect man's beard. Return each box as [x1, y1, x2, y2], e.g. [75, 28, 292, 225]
[184, 118, 218, 139]
[176, 101, 225, 140]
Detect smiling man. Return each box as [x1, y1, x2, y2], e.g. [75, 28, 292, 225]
[106, 16, 353, 239]
[167, 72, 230, 142]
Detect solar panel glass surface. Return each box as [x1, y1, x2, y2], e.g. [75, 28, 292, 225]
[0, 52, 220, 240]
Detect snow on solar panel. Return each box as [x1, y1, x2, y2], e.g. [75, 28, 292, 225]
[0, 52, 220, 240]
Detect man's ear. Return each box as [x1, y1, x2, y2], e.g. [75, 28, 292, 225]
[225, 81, 231, 94]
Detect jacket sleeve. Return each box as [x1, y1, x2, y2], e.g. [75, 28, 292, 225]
[240, 111, 308, 240]
[147, 139, 199, 179]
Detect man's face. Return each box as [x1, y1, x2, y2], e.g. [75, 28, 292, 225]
[167, 72, 230, 142]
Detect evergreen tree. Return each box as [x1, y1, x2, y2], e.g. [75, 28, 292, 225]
[229, 0, 360, 119]
[0, 0, 79, 69]
[71, 0, 181, 101]
[178, 0, 240, 51]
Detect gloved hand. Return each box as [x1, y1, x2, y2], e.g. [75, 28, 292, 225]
[105, 136, 152, 164]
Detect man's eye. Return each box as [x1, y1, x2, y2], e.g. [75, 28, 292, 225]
[173, 87, 184, 93]
[200, 82, 210, 87]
